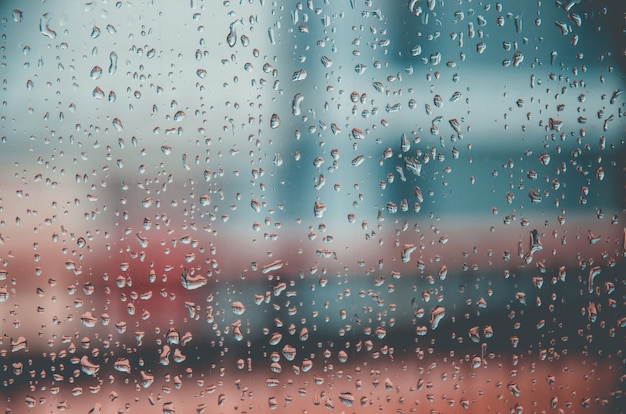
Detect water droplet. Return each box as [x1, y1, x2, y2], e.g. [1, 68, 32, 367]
[262, 260, 284, 274]
[269, 332, 282, 345]
[292, 93, 304, 116]
[80, 356, 100, 376]
[80, 312, 98, 328]
[351, 155, 365, 167]
[112, 118, 123, 131]
[313, 201, 327, 218]
[292, 69, 307, 81]
[251, 198, 261, 213]
[12, 9, 23, 23]
[270, 113, 280, 129]
[354, 63, 367, 74]
[181, 268, 207, 290]
[114, 358, 131, 373]
[90, 25, 101, 38]
[109, 52, 118, 75]
[92, 86, 105, 99]
[89, 66, 103, 80]
[408, 0, 422, 16]
[273, 152, 283, 166]
[430, 52, 441, 65]
[282, 345, 296, 361]
[507, 382, 521, 397]
[39, 13, 57, 39]
[10, 336, 27, 352]
[227, 29, 237, 47]
[173, 110, 185, 122]
[430, 306, 445, 329]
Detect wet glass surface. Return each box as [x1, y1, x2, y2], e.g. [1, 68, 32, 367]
[0, 0, 624, 412]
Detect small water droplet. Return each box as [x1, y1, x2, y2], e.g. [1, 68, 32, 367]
[292, 93, 304, 116]
[112, 118, 123, 131]
[270, 113, 280, 129]
[39, 13, 57, 39]
[109, 52, 118, 74]
[320, 55, 333, 68]
[12, 9, 23, 23]
[91, 25, 101, 38]
[89, 66, 103, 80]
[292, 69, 307, 81]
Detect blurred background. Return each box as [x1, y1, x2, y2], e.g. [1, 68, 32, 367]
[0, 0, 624, 412]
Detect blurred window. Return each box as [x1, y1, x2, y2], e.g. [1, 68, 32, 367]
[0, 1, 624, 412]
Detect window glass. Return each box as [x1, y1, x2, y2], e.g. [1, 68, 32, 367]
[0, 0, 624, 412]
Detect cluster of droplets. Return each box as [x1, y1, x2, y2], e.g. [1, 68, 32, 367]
[0, 0, 624, 412]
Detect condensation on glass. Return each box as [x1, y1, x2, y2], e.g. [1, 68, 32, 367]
[0, 0, 624, 412]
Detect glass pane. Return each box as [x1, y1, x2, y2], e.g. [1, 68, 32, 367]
[1, 0, 624, 412]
